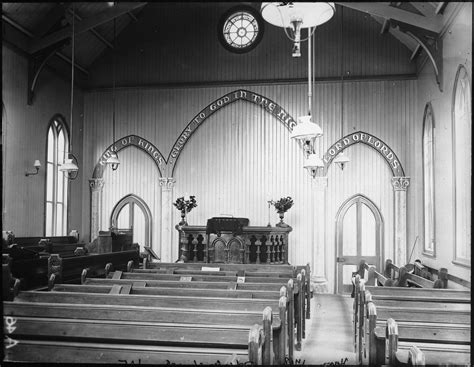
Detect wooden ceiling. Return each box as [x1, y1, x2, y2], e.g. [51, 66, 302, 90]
[2, 2, 459, 87]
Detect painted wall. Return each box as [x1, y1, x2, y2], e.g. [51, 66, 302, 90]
[2, 45, 84, 238]
[414, 2, 472, 283]
[87, 3, 415, 88]
[80, 3, 426, 292]
[82, 79, 417, 291]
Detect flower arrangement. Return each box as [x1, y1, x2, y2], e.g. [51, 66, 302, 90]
[273, 196, 294, 214]
[173, 195, 197, 214]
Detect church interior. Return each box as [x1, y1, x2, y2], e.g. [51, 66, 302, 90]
[2, 2, 471, 365]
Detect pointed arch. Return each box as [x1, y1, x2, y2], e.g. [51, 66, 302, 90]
[168, 89, 298, 176]
[92, 135, 166, 179]
[323, 131, 405, 177]
[110, 193, 153, 248]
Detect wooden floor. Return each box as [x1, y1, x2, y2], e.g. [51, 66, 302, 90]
[295, 293, 356, 365]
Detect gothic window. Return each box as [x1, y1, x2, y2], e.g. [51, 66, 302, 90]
[45, 115, 69, 236]
[422, 103, 435, 255]
[452, 65, 471, 266]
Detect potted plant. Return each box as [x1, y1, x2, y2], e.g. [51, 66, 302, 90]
[173, 195, 197, 225]
[273, 196, 293, 227]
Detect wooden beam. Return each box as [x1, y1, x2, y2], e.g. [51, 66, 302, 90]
[30, 3, 147, 54]
[410, 2, 437, 17]
[67, 8, 113, 49]
[380, 18, 390, 34]
[33, 4, 70, 37]
[335, 2, 443, 33]
[127, 11, 138, 22]
[2, 14, 89, 76]
[409, 44, 421, 61]
[435, 2, 448, 15]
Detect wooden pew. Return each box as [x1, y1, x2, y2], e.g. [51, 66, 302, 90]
[143, 260, 312, 320]
[4, 300, 279, 364]
[53, 283, 285, 299]
[3, 250, 139, 290]
[107, 269, 306, 350]
[369, 308, 471, 366]
[353, 276, 471, 364]
[12, 289, 292, 361]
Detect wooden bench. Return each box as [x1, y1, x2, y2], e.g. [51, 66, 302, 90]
[143, 261, 312, 319]
[4, 299, 281, 364]
[353, 275, 471, 364]
[368, 305, 471, 366]
[106, 268, 306, 350]
[12, 288, 293, 361]
[2, 250, 139, 290]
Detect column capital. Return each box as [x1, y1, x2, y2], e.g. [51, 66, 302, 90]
[391, 176, 410, 191]
[313, 176, 328, 190]
[89, 178, 105, 192]
[159, 177, 176, 190]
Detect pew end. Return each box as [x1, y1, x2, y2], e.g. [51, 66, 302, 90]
[395, 345, 426, 366]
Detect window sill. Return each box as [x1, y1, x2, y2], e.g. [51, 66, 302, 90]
[452, 259, 471, 268]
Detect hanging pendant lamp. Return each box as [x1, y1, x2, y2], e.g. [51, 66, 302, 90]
[105, 16, 120, 171]
[261, 2, 335, 57]
[333, 6, 350, 171]
[59, 4, 79, 179]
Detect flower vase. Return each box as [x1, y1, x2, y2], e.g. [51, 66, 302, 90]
[179, 211, 188, 226]
[276, 212, 289, 228]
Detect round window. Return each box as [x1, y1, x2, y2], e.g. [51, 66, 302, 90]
[218, 6, 264, 53]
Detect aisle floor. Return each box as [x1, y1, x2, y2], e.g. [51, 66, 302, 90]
[294, 293, 357, 366]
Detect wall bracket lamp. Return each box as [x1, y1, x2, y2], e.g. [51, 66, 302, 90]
[25, 160, 41, 176]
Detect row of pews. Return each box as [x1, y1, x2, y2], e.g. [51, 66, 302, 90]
[2, 234, 140, 289]
[353, 259, 471, 366]
[4, 260, 312, 365]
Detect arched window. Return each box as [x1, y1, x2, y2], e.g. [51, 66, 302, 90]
[452, 65, 471, 266]
[45, 115, 69, 236]
[422, 103, 435, 256]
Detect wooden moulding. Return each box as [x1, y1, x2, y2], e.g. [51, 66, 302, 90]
[367, 302, 378, 366]
[286, 278, 294, 361]
[278, 295, 288, 365]
[386, 318, 398, 365]
[248, 324, 264, 365]
[262, 306, 273, 365]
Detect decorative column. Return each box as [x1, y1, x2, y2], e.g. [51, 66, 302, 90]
[312, 176, 328, 293]
[159, 177, 176, 262]
[89, 178, 104, 242]
[391, 177, 410, 267]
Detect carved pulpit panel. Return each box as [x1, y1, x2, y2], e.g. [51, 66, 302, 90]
[213, 238, 227, 263]
[228, 238, 243, 264]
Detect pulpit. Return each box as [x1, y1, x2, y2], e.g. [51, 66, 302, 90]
[176, 218, 292, 264]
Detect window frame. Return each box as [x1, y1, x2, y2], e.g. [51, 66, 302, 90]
[422, 102, 436, 257]
[217, 5, 264, 54]
[44, 114, 70, 236]
[451, 64, 471, 267]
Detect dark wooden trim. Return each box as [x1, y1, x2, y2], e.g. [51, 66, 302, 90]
[85, 74, 419, 92]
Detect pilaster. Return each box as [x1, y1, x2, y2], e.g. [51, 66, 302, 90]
[89, 178, 104, 242]
[159, 177, 176, 262]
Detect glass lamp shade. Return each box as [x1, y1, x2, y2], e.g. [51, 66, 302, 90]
[290, 115, 323, 140]
[261, 2, 335, 28]
[106, 152, 120, 170]
[59, 158, 79, 172]
[303, 153, 325, 169]
[333, 151, 350, 170]
[33, 160, 41, 168]
[106, 152, 120, 165]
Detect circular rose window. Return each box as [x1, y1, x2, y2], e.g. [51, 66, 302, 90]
[218, 6, 264, 53]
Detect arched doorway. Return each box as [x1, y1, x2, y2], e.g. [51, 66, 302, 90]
[335, 194, 384, 294]
[110, 194, 152, 251]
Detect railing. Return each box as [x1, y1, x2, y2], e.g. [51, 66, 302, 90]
[175, 225, 292, 264]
